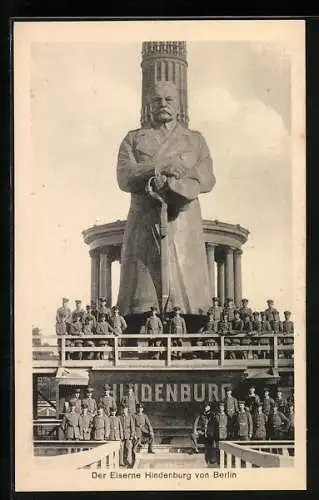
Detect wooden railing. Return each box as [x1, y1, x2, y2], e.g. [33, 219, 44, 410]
[32, 333, 294, 369]
[34, 440, 121, 469]
[219, 440, 294, 468]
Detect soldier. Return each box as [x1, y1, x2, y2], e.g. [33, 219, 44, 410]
[121, 384, 139, 416]
[207, 402, 228, 464]
[241, 314, 254, 359]
[79, 403, 93, 440]
[109, 305, 128, 360]
[69, 315, 84, 360]
[245, 386, 261, 414]
[55, 297, 72, 335]
[198, 312, 218, 359]
[82, 387, 97, 416]
[261, 387, 275, 418]
[264, 299, 278, 323]
[134, 403, 155, 454]
[219, 312, 235, 360]
[82, 316, 96, 360]
[72, 299, 85, 323]
[232, 311, 244, 332]
[98, 297, 111, 322]
[69, 388, 82, 414]
[90, 300, 99, 320]
[271, 311, 282, 334]
[191, 401, 211, 454]
[99, 384, 117, 416]
[61, 400, 81, 440]
[169, 307, 187, 359]
[223, 297, 236, 322]
[239, 299, 253, 321]
[119, 404, 135, 467]
[109, 407, 123, 441]
[252, 404, 267, 440]
[95, 313, 117, 361]
[207, 297, 222, 324]
[259, 312, 272, 359]
[274, 389, 287, 414]
[282, 311, 294, 359]
[285, 404, 294, 440]
[251, 311, 262, 333]
[145, 307, 164, 360]
[92, 406, 110, 441]
[222, 387, 239, 438]
[83, 304, 97, 329]
[267, 404, 289, 440]
[233, 401, 253, 441]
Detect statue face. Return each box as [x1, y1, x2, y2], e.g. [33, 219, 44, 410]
[150, 82, 178, 123]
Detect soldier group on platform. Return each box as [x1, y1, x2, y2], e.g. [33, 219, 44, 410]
[60, 384, 154, 468]
[55, 297, 294, 361]
[191, 386, 294, 463]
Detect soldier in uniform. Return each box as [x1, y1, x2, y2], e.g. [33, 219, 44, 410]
[98, 297, 111, 322]
[55, 297, 72, 335]
[109, 407, 123, 441]
[92, 406, 110, 441]
[119, 404, 135, 467]
[198, 312, 218, 359]
[239, 299, 253, 321]
[145, 307, 164, 360]
[282, 311, 294, 359]
[79, 403, 93, 440]
[245, 386, 261, 414]
[267, 404, 289, 440]
[285, 404, 294, 440]
[134, 403, 155, 454]
[109, 305, 128, 360]
[258, 311, 272, 359]
[251, 311, 262, 333]
[90, 300, 99, 320]
[99, 384, 117, 416]
[222, 387, 239, 438]
[82, 316, 96, 360]
[252, 404, 267, 440]
[69, 388, 82, 414]
[223, 297, 236, 322]
[264, 299, 278, 323]
[271, 311, 282, 334]
[233, 401, 253, 441]
[82, 387, 97, 416]
[207, 402, 228, 464]
[207, 297, 222, 325]
[95, 313, 117, 361]
[168, 307, 187, 359]
[191, 401, 211, 454]
[72, 300, 85, 323]
[274, 389, 287, 414]
[61, 400, 81, 440]
[241, 314, 254, 359]
[120, 384, 139, 415]
[83, 304, 97, 329]
[218, 312, 235, 359]
[69, 314, 84, 360]
[261, 387, 275, 418]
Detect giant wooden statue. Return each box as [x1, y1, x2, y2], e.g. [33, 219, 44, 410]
[117, 81, 215, 316]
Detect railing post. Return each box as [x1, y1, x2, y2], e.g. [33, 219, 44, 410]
[226, 452, 232, 469]
[245, 461, 252, 468]
[61, 336, 66, 364]
[114, 336, 118, 366]
[219, 448, 225, 468]
[220, 336, 225, 366]
[167, 336, 171, 367]
[273, 335, 279, 369]
[235, 456, 241, 468]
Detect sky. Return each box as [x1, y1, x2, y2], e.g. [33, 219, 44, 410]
[28, 40, 292, 335]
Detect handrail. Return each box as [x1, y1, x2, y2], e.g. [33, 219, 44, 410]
[219, 440, 294, 468]
[34, 440, 121, 469]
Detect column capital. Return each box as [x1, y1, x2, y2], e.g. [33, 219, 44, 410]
[225, 246, 235, 255]
[234, 248, 243, 256]
[89, 249, 99, 258]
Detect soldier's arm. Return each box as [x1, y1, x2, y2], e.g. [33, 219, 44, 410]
[146, 415, 154, 435]
[248, 412, 253, 437]
[193, 416, 199, 434]
[182, 318, 187, 334]
[121, 317, 128, 331]
[117, 132, 158, 193]
[158, 318, 164, 334]
[104, 416, 110, 439]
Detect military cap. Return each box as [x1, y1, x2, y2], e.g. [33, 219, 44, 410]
[136, 403, 144, 409]
[225, 386, 232, 392]
[121, 402, 128, 409]
[260, 311, 266, 316]
[62, 297, 69, 303]
[150, 306, 158, 312]
[75, 300, 82, 304]
[99, 313, 106, 319]
[267, 299, 274, 304]
[233, 310, 240, 315]
[173, 306, 181, 312]
[249, 386, 256, 390]
[82, 402, 88, 408]
[97, 404, 104, 410]
[239, 400, 245, 405]
[74, 388, 81, 393]
[126, 383, 134, 390]
[86, 387, 94, 393]
[226, 297, 233, 302]
[263, 387, 270, 392]
[212, 297, 219, 302]
[110, 407, 117, 412]
[112, 305, 120, 311]
[99, 297, 106, 302]
[253, 311, 260, 316]
[284, 310, 291, 315]
[104, 383, 111, 390]
[86, 304, 91, 309]
[242, 298, 249, 303]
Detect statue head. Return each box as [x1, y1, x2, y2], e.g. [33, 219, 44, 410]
[148, 81, 178, 124]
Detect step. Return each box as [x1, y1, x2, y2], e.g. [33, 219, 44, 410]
[134, 452, 208, 469]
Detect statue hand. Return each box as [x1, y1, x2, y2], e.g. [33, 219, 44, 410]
[160, 163, 188, 179]
[152, 174, 167, 192]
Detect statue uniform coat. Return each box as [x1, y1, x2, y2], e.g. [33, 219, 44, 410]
[116, 122, 215, 315]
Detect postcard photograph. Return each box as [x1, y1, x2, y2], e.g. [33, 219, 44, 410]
[14, 19, 306, 491]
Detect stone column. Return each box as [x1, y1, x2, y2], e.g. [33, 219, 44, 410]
[234, 249, 243, 308]
[206, 243, 216, 298]
[225, 247, 235, 300]
[99, 248, 112, 307]
[217, 261, 225, 307]
[90, 250, 99, 303]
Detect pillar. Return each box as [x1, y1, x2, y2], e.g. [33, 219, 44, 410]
[234, 249, 243, 308]
[225, 247, 235, 300]
[90, 250, 99, 303]
[99, 248, 112, 307]
[217, 261, 225, 306]
[206, 243, 216, 298]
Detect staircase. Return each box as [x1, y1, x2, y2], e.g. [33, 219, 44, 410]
[134, 445, 216, 469]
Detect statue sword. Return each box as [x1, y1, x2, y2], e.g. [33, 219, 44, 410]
[146, 176, 170, 319]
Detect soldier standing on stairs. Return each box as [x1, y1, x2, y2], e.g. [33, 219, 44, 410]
[133, 403, 155, 454]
